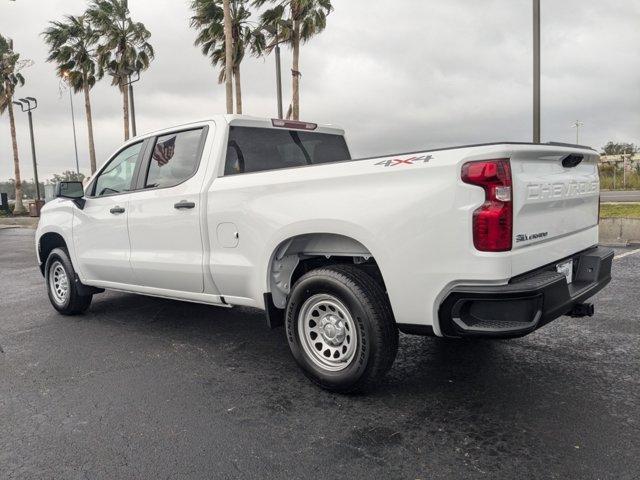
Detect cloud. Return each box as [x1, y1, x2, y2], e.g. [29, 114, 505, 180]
[1, 0, 638, 181]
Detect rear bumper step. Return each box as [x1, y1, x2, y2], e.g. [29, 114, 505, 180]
[438, 246, 614, 338]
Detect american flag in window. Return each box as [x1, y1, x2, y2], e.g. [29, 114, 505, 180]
[153, 135, 176, 166]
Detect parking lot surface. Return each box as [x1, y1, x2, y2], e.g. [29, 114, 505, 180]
[1, 228, 638, 479]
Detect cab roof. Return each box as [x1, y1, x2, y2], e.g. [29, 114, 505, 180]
[135, 114, 345, 140]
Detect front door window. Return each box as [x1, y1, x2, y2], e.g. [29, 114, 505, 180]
[94, 142, 143, 197]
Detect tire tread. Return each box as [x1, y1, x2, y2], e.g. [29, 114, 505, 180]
[292, 263, 398, 393]
[46, 247, 92, 315]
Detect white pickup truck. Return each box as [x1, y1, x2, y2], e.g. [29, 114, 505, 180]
[36, 115, 613, 392]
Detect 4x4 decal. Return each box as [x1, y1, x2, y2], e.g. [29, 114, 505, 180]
[375, 154, 433, 167]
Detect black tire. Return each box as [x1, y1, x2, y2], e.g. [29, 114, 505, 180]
[285, 264, 398, 393]
[45, 247, 93, 315]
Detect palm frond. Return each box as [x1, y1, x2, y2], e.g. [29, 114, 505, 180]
[258, 0, 332, 49]
[42, 14, 99, 92]
[86, 0, 154, 82]
[189, 0, 259, 71]
[0, 33, 28, 108]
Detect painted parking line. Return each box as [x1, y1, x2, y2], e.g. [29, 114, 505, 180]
[614, 247, 640, 260]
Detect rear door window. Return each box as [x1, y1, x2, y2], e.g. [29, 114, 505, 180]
[224, 126, 351, 175]
[144, 128, 204, 189]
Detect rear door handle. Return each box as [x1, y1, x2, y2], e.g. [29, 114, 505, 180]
[174, 201, 196, 210]
[110, 206, 125, 214]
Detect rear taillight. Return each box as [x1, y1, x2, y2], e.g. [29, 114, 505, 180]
[461, 159, 513, 252]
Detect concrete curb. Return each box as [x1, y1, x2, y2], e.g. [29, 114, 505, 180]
[599, 241, 630, 247]
[0, 217, 39, 228]
[599, 217, 640, 245]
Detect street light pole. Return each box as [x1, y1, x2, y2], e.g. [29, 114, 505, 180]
[14, 97, 41, 201]
[275, 43, 283, 119]
[68, 86, 80, 174]
[261, 24, 284, 119]
[62, 72, 80, 174]
[116, 71, 140, 137]
[533, 0, 541, 144]
[571, 120, 584, 144]
[274, 25, 283, 119]
[26, 108, 40, 200]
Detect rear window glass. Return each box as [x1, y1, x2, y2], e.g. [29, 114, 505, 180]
[224, 126, 351, 175]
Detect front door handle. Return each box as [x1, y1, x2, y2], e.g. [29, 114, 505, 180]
[174, 201, 196, 210]
[110, 206, 125, 214]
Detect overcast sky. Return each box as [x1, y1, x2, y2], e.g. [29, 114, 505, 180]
[1, 0, 639, 181]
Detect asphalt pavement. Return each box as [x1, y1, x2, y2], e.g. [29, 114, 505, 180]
[1, 228, 638, 479]
[601, 190, 640, 202]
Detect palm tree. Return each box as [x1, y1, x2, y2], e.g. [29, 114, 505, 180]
[87, 0, 154, 140]
[0, 35, 26, 214]
[43, 15, 99, 174]
[253, 0, 332, 120]
[190, 0, 262, 114]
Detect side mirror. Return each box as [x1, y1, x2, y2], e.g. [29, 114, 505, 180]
[55, 181, 85, 209]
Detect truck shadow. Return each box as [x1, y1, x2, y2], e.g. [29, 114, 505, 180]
[86, 290, 584, 402]
[76, 291, 616, 474]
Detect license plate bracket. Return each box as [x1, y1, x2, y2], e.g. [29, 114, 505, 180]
[556, 259, 574, 284]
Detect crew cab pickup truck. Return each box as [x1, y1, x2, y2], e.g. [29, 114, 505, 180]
[36, 115, 613, 392]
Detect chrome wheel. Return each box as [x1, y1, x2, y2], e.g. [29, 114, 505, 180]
[49, 260, 69, 305]
[298, 294, 358, 372]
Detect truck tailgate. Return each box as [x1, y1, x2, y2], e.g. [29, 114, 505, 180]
[510, 147, 600, 250]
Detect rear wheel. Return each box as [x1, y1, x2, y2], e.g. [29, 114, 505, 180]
[285, 264, 398, 393]
[45, 248, 92, 315]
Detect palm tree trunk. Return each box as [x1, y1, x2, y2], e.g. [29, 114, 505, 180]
[222, 0, 234, 114]
[83, 83, 97, 174]
[234, 66, 242, 114]
[7, 98, 26, 214]
[122, 79, 130, 140]
[291, 20, 301, 121]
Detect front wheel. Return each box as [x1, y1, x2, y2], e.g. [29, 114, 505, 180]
[285, 264, 398, 393]
[45, 247, 93, 315]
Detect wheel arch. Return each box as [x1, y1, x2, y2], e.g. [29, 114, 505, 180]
[266, 232, 384, 310]
[37, 231, 69, 276]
